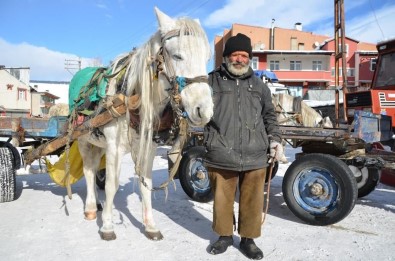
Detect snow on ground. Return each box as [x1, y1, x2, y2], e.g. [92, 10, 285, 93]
[1, 145, 395, 261]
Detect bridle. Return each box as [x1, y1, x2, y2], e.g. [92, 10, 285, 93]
[155, 29, 209, 119]
[136, 28, 210, 192]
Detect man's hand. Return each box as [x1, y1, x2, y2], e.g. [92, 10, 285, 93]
[269, 141, 284, 163]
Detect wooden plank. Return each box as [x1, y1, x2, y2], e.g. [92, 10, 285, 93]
[24, 103, 127, 164]
[279, 125, 350, 141]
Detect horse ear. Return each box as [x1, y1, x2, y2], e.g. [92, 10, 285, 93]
[154, 6, 176, 33]
[194, 18, 201, 25]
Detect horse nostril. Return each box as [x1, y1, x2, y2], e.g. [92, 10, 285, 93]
[197, 107, 202, 118]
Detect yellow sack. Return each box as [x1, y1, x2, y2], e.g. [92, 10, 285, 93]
[46, 141, 105, 187]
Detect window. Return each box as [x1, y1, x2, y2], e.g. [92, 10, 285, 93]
[251, 57, 259, 70]
[269, 60, 280, 70]
[41, 107, 49, 115]
[312, 61, 322, 71]
[347, 68, 355, 77]
[291, 37, 297, 50]
[18, 88, 27, 100]
[374, 52, 395, 87]
[331, 67, 355, 77]
[290, 61, 301, 70]
[370, 58, 377, 71]
[298, 43, 305, 50]
[338, 44, 349, 57]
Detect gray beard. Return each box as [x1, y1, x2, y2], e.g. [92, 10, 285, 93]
[225, 57, 250, 76]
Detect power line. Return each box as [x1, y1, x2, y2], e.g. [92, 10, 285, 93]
[97, 1, 211, 64]
[368, 0, 385, 39]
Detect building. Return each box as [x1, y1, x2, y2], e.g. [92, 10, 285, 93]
[0, 68, 31, 117]
[30, 80, 70, 104]
[214, 23, 378, 97]
[30, 88, 60, 116]
[0, 67, 60, 118]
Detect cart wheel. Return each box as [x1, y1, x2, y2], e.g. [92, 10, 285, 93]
[179, 146, 212, 203]
[96, 169, 106, 190]
[348, 166, 380, 198]
[282, 153, 357, 226]
[0, 147, 17, 203]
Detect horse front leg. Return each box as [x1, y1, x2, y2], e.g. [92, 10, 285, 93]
[139, 149, 163, 241]
[99, 145, 121, 241]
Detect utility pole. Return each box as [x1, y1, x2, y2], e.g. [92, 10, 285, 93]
[64, 58, 81, 76]
[334, 0, 348, 126]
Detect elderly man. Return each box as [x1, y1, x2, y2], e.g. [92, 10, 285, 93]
[204, 33, 284, 260]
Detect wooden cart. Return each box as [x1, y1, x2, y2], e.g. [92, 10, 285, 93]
[176, 110, 395, 226]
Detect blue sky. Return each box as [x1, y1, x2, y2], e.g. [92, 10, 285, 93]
[1, 0, 395, 81]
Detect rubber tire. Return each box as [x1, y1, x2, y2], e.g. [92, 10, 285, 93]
[0, 147, 17, 203]
[96, 169, 106, 190]
[179, 146, 213, 203]
[178, 146, 278, 203]
[349, 166, 380, 198]
[282, 153, 358, 226]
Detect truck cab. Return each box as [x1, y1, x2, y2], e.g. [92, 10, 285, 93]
[345, 38, 395, 129]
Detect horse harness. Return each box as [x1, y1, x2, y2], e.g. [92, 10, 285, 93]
[67, 27, 208, 193]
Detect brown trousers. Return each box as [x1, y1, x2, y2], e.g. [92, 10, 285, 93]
[208, 167, 267, 238]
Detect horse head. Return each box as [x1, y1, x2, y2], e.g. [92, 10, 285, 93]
[155, 7, 214, 127]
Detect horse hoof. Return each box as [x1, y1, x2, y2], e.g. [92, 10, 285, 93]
[146, 231, 164, 241]
[84, 211, 97, 220]
[100, 231, 117, 241]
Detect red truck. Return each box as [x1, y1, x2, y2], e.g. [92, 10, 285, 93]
[345, 38, 395, 186]
[345, 38, 395, 140]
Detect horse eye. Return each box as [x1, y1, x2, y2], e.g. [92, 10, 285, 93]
[172, 54, 183, 61]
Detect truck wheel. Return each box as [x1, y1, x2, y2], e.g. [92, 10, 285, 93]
[96, 169, 106, 190]
[0, 147, 17, 203]
[282, 153, 357, 226]
[348, 166, 380, 198]
[179, 146, 213, 203]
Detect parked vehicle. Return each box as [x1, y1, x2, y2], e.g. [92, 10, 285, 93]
[0, 116, 68, 202]
[345, 37, 395, 186]
[345, 38, 395, 143]
[254, 70, 290, 95]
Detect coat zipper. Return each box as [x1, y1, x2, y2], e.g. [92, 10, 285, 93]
[236, 79, 243, 171]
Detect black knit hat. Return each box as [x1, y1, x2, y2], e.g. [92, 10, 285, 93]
[223, 33, 252, 58]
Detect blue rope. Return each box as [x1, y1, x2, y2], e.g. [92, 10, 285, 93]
[176, 76, 186, 92]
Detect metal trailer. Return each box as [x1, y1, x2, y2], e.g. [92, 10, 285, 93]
[175, 110, 395, 226]
[0, 116, 69, 203]
[0, 95, 128, 203]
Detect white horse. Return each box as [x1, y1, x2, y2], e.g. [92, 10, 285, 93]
[75, 7, 213, 241]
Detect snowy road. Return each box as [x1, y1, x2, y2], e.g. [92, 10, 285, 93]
[0, 146, 394, 261]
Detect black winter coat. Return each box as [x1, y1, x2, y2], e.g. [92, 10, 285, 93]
[203, 64, 282, 171]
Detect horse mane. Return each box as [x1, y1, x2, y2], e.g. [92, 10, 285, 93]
[107, 16, 210, 176]
[172, 17, 211, 61]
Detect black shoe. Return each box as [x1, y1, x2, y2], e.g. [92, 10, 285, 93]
[209, 236, 233, 255]
[239, 237, 263, 260]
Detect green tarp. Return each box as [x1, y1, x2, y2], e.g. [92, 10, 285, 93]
[68, 67, 110, 113]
